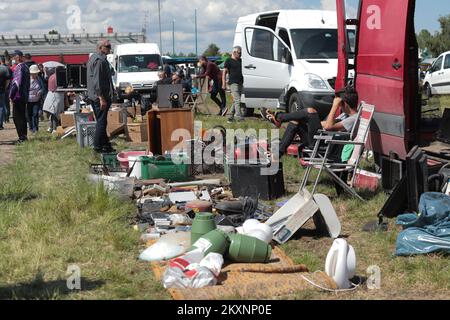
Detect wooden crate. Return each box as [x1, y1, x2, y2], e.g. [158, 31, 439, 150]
[126, 123, 148, 143]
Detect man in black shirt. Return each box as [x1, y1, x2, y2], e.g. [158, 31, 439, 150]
[87, 39, 115, 153]
[223, 46, 244, 122]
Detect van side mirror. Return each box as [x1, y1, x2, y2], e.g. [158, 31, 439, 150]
[283, 48, 293, 65]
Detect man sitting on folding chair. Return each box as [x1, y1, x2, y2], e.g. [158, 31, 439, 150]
[301, 99, 375, 200]
[263, 86, 359, 159]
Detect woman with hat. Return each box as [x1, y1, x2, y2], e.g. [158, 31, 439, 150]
[27, 65, 44, 133]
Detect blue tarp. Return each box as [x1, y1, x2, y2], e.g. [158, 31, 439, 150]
[396, 192, 450, 256]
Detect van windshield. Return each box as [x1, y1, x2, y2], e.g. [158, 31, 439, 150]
[290, 29, 355, 59]
[118, 54, 162, 73]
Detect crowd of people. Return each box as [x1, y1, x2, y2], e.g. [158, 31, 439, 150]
[0, 50, 68, 143]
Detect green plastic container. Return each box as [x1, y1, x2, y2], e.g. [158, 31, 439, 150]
[189, 229, 230, 256]
[191, 213, 217, 245]
[228, 233, 272, 263]
[102, 153, 120, 168]
[147, 155, 190, 182]
[139, 156, 151, 180]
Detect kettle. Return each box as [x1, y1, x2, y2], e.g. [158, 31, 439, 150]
[325, 239, 356, 289]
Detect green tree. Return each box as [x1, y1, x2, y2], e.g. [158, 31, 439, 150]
[416, 14, 450, 57]
[203, 43, 220, 57]
[48, 30, 59, 35]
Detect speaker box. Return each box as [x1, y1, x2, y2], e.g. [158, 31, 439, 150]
[56, 66, 68, 88]
[229, 162, 285, 201]
[67, 65, 88, 88]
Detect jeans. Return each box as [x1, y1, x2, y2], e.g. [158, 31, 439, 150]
[92, 100, 112, 150]
[13, 101, 28, 141]
[0, 92, 5, 127]
[230, 83, 243, 118]
[210, 80, 226, 110]
[48, 112, 59, 131]
[27, 102, 41, 132]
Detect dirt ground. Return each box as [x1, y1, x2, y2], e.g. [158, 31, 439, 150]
[0, 122, 17, 167]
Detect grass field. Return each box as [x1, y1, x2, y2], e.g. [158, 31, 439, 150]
[0, 96, 449, 300]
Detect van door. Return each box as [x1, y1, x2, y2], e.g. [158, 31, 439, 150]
[443, 54, 450, 94]
[430, 55, 446, 94]
[353, 0, 418, 159]
[241, 26, 293, 109]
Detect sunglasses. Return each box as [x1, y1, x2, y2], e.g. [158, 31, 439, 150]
[103, 45, 112, 49]
[234, 51, 242, 54]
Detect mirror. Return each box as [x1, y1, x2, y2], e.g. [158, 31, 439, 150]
[283, 47, 293, 64]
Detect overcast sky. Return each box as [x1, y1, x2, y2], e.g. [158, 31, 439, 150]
[0, 0, 448, 55]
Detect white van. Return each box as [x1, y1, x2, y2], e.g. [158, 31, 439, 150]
[423, 50, 450, 98]
[112, 43, 163, 101]
[234, 10, 355, 118]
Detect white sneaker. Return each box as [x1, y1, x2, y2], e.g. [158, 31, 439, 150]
[47, 128, 53, 133]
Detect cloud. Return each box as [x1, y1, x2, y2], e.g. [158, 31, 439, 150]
[0, 0, 361, 54]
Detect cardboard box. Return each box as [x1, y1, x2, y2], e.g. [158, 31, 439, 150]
[107, 123, 125, 138]
[60, 113, 75, 128]
[126, 123, 148, 143]
[108, 110, 125, 124]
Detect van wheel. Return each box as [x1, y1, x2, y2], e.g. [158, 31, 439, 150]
[288, 93, 304, 113]
[240, 104, 254, 117]
[424, 83, 432, 99]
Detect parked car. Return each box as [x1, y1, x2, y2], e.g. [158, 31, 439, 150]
[423, 51, 450, 98]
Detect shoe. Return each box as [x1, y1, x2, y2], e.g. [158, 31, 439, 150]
[0, 127, 4, 130]
[221, 107, 229, 117]
[227, 117, 234, 123]
[262, 109, 282, 128]
[15, 138, 27, 145]
[47, 128, 53, 133]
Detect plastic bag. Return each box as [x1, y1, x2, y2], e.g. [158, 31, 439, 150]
[163, 266, 217, 289]
[396, 193, 450, 256]
[162, 252, 224, 289]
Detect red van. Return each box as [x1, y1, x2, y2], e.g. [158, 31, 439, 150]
[336, 0, 449, 178]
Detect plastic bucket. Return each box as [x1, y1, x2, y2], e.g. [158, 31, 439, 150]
[228, 233, 272, 263]
[189, 229, 230, 256]
[117, 151, 151, 169]
[129, 156, 151, 179]
[190, 213, 217, 245]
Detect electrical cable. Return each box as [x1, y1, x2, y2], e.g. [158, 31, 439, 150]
[301, 271, 362, 293]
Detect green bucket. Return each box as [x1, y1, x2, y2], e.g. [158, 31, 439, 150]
[190, 213, 217, 245]
[189, 229, 230, 256]
[227, 233, 272, 263]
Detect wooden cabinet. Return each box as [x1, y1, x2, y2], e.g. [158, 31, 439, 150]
[146, 108, 194, 155]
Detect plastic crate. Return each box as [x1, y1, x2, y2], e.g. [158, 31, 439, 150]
[74, 112, 94, 133]
[102, 153, 120, 168]
[147, 155, 190, 182]
[78, 122, 97, 148]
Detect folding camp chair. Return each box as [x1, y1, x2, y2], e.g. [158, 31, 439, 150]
[300, 102, 376, 200]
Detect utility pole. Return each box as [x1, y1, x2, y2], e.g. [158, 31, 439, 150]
[158, 0, 162, 52]
[142, 10, 149, 43]
[172, 20, 175, 56]
[195, 9, 198, 56]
